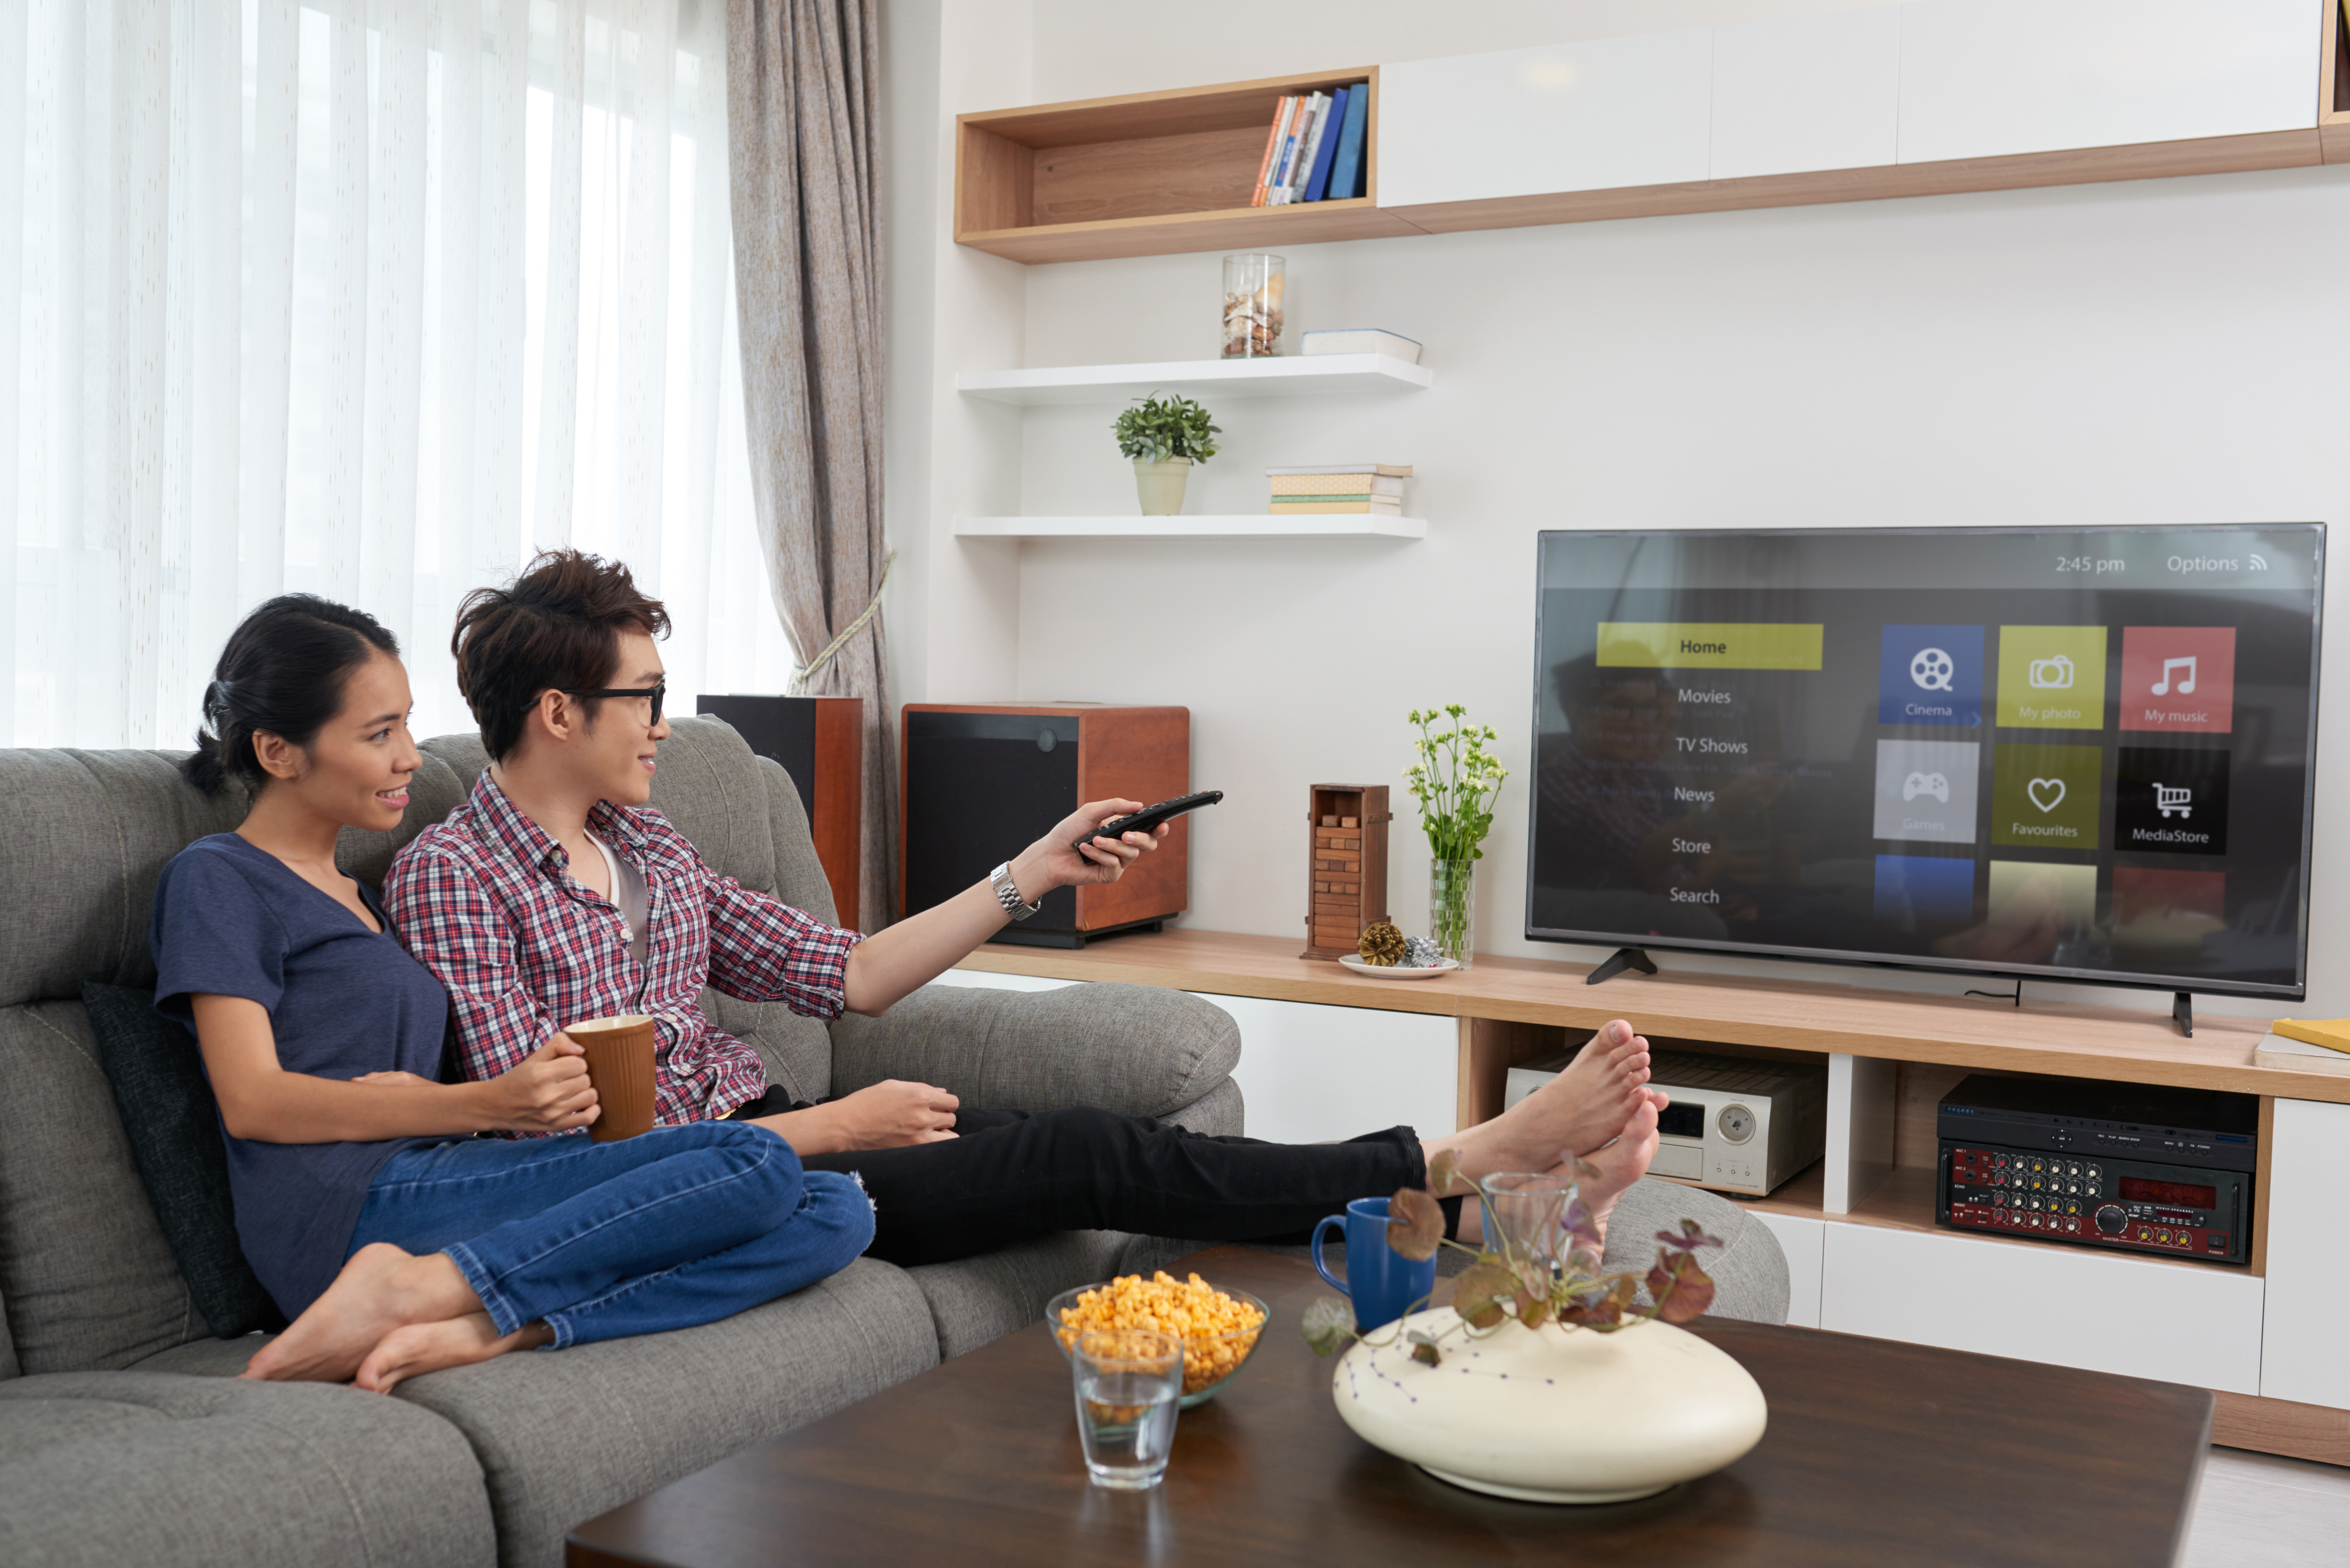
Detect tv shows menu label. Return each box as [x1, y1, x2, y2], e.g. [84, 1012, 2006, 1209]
[1531, 525, 2320, 997]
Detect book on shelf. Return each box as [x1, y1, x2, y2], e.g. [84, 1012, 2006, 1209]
[2255, 1029, 2350, 1075]
[1324, 83, 1370, 201]
[1300, 328, 1421, 362]
[1265, 463, 1413, 478]
[1270, 473, 1406, 498]
[1268, 93, 1323, 206]
[1250, 97, 1293, 207]
[1269, 499, 1405, 515]
[1302, 87, 1348, 202]
[1287, 92, 1330, 204]
[1259, 96, 1301, 207]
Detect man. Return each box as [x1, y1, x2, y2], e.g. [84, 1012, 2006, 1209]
[385, 551, 1665, 1267]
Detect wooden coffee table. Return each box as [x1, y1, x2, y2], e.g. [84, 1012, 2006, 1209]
[567, 1245, 2213, 1567]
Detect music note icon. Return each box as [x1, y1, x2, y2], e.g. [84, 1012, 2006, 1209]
[2152, 655, 2196, 697]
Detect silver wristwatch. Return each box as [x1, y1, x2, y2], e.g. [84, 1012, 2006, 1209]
[991, 861, 1042, 920]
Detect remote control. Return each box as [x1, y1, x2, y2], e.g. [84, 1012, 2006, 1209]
[1074, 790, 1224, 852]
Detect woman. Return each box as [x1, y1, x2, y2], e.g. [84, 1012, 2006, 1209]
[152, 596, 874, 1392]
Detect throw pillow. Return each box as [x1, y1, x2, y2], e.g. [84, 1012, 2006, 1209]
[80, 981, 284, 1337]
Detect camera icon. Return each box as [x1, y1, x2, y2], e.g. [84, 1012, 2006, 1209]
[2028, 654, 2075, 690]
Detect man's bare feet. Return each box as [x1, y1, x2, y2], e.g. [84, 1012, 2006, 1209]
[242, 1243, 481, 1384]
[354, 1312, 553, 1394]
[1572, 1096, 1663, 1260]
[1426, 1019, 1655, 1187]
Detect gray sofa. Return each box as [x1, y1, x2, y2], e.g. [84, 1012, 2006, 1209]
[0, 715, 1786, 1567]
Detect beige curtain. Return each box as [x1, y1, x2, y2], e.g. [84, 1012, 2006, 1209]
[727, 0, 897, 929]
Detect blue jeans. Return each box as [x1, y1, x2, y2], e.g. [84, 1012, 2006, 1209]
[348, 1122, 872, 1349]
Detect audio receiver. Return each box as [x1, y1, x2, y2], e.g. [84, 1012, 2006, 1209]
[1507, 1049, 1826, 1197]
[1937, 1074, 2256, 1265]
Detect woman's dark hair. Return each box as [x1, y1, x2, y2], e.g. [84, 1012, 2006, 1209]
[451, 550, 670, 762]
[185, 595, 402, 796]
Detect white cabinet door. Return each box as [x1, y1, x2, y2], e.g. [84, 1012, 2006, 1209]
[935, 971, 1458, 1145]
[1751, 1211, 1825, 1329]
[1379, 30, 1713, 208]
[1822, 1222, 2264, 1393]
[1711, 7, 1901, 181]
[2261, 1097, 2350, 1409]
[1896, 0, 2316, 165]
[1191, 994, 1459, 1145]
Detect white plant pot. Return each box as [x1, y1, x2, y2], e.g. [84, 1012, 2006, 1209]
[1132, 457, 1191, 516]
[1331, 1307, 1768, 1504]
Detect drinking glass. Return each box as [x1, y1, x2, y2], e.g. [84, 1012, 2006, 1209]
[1479, 1171, 1585, 1274]
[1071, 1327, 1183, 1489]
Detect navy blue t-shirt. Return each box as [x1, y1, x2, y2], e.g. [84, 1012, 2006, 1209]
[151, 834, 451, 1319]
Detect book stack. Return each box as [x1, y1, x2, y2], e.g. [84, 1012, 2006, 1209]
[1268, 464, 1411, 516]
[1250, 83, 1371, 207]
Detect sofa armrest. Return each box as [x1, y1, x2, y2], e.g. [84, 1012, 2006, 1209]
[827, 982, 1239, 1120]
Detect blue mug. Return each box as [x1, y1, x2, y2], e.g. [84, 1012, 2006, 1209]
[1312, 1196, 1439, 1333]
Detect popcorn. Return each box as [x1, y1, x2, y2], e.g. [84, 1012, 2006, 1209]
[1053, 1270, 1266, 1394]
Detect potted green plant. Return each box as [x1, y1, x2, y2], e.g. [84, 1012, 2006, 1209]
[1112, 392, 1220, 516]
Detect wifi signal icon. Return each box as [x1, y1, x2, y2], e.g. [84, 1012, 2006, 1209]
[2248, 553, 2270, 571]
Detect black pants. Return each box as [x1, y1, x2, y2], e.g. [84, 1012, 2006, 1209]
[730, 1092, 1429, 1268]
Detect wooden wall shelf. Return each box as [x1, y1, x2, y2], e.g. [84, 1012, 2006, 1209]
[956, 13, 2346, 266]
[954, 515, 1426, 540]
[956, 68, 1423, 263]
[955, 353, 1431, 404]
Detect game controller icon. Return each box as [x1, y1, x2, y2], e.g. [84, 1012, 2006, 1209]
[1903, 771, 1950, 803]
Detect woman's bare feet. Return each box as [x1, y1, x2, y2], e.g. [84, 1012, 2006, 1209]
[241, 1243, 481, 1384]
[354, 1312, 552, 1394]
[1426, 1019, 1655, 1188]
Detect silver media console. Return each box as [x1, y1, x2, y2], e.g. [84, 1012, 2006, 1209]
[1503, 1049, 1827, 1197]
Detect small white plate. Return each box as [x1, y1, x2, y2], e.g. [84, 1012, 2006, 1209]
[1338, 954, 1460, 980]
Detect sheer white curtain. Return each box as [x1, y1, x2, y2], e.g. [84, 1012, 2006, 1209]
[2, 0, 795, 751]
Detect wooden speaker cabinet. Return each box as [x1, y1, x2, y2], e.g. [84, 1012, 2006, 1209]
[899, 704, 1190, 948]
[1302, 783, 1390, 960]
[695, 695, 864, 931]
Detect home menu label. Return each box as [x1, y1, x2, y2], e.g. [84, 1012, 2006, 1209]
[1528, 527, 2322, 996]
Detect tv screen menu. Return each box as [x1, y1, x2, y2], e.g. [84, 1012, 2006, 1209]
[1527, 526, 2323, 997]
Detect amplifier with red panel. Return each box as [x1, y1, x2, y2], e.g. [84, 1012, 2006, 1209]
[1936, 1073, 2256, 1267]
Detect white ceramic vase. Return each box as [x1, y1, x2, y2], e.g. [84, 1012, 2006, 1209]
[1132, 457, 1190, 516]
[1331, 1306, 1768, 1504]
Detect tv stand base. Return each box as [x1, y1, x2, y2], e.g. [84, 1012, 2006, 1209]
[1586, 946, 1659, 986]
[2174, 991, 2193, 1038]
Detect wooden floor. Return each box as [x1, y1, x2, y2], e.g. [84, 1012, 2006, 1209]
[2186, 1448, 2350, 1566]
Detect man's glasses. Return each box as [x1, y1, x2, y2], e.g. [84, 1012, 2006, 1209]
[545, 682, 666, 727]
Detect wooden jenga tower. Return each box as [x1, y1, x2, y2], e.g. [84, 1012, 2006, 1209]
[1302, 783, 1391, 960]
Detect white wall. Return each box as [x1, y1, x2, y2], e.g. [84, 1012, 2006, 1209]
[884, 2, 2350, 1021]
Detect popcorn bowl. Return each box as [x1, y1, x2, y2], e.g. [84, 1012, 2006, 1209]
[1045, 1279, 1270, 1408]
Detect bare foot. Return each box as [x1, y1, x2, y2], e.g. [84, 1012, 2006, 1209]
[1572, 1094, 1664, 1260]
[241, 1243, 480, 1384]
[354, 1312, 553, 1394]
[1427, 1019, 1654, 1186]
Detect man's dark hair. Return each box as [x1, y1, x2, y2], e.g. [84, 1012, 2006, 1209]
[452, 550, 671, 762]
[186, 595, 402, 796]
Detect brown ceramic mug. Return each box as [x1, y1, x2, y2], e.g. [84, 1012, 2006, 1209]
[565, 1015, 658, 1142]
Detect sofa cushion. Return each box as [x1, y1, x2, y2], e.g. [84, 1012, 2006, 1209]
[80, 982, 281, 1339]
[0, 1370, 496, 1567]
[902, 1227, 1133, 1362]
[0, 1001, 200, 1372]
[365, 1255, 938, 1568]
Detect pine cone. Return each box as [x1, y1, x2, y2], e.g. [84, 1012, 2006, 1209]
[1358, 921, 1406, 966]
[1402, 935, 1441, 968]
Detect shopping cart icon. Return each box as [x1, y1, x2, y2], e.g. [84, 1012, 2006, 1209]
[2153, 784, 2193, 819]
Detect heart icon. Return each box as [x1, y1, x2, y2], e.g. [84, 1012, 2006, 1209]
[2027, 777, 2066, 813]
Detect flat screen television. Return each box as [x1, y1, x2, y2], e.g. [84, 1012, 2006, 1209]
[1526, 525, 2324, 1000]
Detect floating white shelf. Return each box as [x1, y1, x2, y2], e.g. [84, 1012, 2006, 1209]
[954, 353, 1433, 405]
[954, 514, 1427, 540]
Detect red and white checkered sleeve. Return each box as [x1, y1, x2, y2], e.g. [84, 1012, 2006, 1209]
[384, 843, 557, 1088]
[702, 866, 862, 1020]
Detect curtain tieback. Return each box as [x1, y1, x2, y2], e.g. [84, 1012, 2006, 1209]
[790, 550, 896, 695]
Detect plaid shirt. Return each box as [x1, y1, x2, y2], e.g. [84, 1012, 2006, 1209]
[383, 771, 860, 1129]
